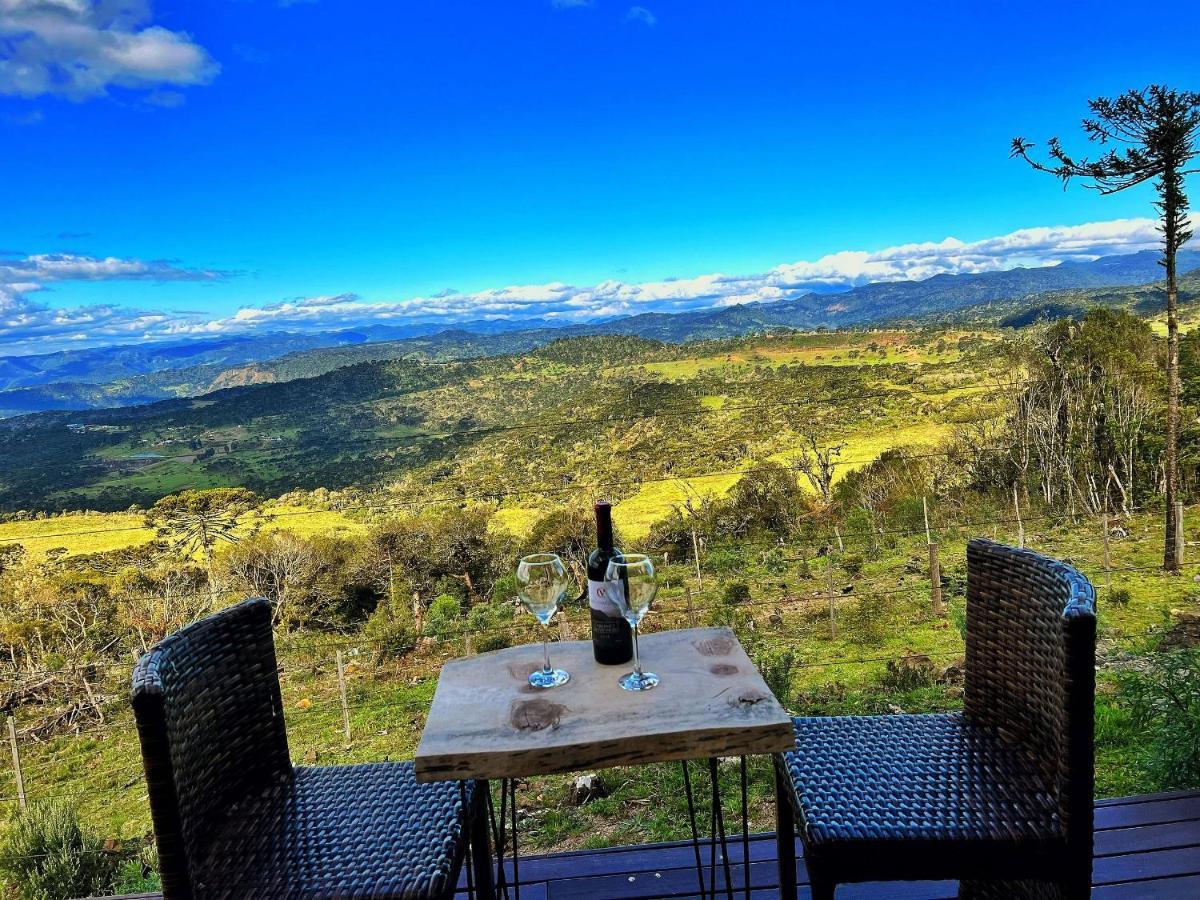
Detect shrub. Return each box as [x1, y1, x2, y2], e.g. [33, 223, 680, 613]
[722, 582, 751, 606]
[466, 601, 514, 653]
[839, 553, 864, 577]
[1108, 586, 1132, 606]
[0, 802, 119, 900]
[704, 587, 750, 630]
[753, 645, 798, 711]
[761, 548, 787, 574]
[879, 653, 939, 692]
[424, 594, 463, 639]
[361, 597, 418, 661]
[845, 590, 888, 646]
[1116, 649, 1200, 790]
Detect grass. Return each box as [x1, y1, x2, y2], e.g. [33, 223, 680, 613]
[0, 514, 153, 561]
[0, 503, 365, 562]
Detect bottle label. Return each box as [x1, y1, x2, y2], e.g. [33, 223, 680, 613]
[588, 579, 624, 618]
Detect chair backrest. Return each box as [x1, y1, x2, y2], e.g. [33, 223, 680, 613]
[964, 539, 1096, 860]
[131, 598, 290, 899]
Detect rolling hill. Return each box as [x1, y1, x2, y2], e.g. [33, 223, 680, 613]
[2, 248, 1197, 419]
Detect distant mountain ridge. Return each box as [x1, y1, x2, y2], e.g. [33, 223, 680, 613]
[2, 248, 1197, 419]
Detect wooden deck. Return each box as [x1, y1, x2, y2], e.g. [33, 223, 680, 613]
[108, 789, 1200, 899]
[463, 789, 1200, 899]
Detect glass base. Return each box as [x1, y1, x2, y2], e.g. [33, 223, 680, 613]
[619, 670, 659, 691]
[528, 668, 570, 689]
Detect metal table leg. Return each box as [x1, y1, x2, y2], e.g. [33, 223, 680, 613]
[467, 780, 496, 899]
[740, 756, 750, 900]
[682, 759, 708, 897]
[774, 758, 797, 899]
[708, 757, 735, 900]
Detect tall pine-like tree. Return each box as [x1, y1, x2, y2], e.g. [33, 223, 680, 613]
[1012, 85, 1200, 571]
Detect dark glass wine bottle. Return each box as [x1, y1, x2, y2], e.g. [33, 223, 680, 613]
[588, 500, 633, 665]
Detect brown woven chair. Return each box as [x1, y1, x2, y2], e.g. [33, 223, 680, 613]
[774, 539, 1097, 900]
[131, 597, 491, 900]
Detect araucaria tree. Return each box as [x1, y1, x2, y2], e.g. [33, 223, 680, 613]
[1012, 85, 1200, 571]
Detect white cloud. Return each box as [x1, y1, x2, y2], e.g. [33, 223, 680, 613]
[626, 5, 656, 25]
[0, 218, 1167, 354]
[0, 0, 218, 100]
[0, 252, 233, 353]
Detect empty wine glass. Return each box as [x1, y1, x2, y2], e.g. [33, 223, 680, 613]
[605, 553, 659, 691]
[515, 553, 572, 688]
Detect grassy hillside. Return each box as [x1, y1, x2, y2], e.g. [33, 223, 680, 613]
[0, 330, 1004, 515]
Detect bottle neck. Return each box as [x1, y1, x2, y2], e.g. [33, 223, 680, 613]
[595, 503, 614, 551]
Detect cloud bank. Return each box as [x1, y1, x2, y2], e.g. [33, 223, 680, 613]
[0, 253, 232, 352]
[0, 0, 218, 100]
[0, 218, 1164, 354]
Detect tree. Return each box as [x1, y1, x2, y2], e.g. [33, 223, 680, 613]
[790, 429, 844, 507]
[1012, 85, 1200, 570]
[146, 488, 261, 602]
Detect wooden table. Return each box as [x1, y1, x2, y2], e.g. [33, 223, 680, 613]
[415, 627, 795, 899]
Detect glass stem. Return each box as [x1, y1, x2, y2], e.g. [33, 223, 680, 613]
[631, 622, 642, 677]
[542, 624, 552, 674]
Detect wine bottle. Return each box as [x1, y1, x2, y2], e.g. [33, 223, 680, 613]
[588, 500, 634, 665]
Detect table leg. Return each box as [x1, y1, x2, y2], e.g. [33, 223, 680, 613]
[509, 778, 520, 900]
[681, 759, 708, 898]
[486, 781, 509, 900]
[468, 780, 495, 900]
[740, 756, 750, 900]
[774, 759, 797, 899]
[708, 757, 734, 900]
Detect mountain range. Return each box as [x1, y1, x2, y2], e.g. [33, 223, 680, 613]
[2, 248, 1197, 419]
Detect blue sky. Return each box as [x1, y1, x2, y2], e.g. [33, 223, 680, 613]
[1, 0, 1198, 353]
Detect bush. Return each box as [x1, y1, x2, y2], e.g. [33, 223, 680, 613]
[424, 594, 463, 639]
[761, 548, 787, 574]
[703, 547, 745, 575]
[753, 644, 798, 711]
[845, 590, 888, 646]
[466, 601, 514, 653]
[0, 802, 119, 900]
[361, 597, 418, 661]
[722, 582, 751, 606]
[1108, 586, 1132, 606]
[879, 653, 939, 692]
[1117, 649, 1200, 790]
[839, 553, 864, 577]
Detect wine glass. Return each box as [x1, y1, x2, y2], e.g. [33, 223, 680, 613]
[515, 553, 572, 688]
[605, 553, 659, 691]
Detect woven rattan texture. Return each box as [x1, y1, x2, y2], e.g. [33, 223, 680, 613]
[783, 713, 1060, 844]
[777, 539, 1096, 899]
[197, 762, 470, 899]
[132, 598, 471, 899]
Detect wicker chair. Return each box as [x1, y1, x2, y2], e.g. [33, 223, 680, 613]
[131, 597, 490, 900]
[774, 539, 1096, 900]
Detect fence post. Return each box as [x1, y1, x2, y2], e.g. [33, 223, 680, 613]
[7, 715, 25, 812]
[558, 612, 572, 642]
[1175, 500, 1185, 568]
[1101, 510, 1113, 594]
[1013, 485, 1024, 549]
[825, 559, 837, 639]
[691, 528, 703, 590]
[833, 525, 844, 553]
[686, 588, 696, 628]
[465, 631, 474, 656]
[335, 651, 352, 745]
[929, 542, 944, 617]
